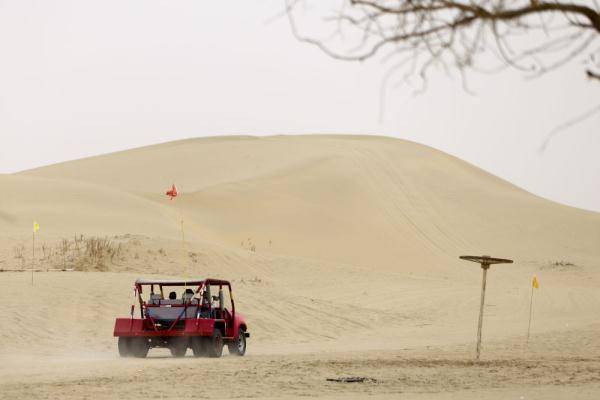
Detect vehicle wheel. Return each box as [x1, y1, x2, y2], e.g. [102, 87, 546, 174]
[169, 337, 188, 358]
[191, 336, 208, 357]
[118, 337, 132, 357]
[207, 329, 223, 358]
[130, 337, 149, 358]
[227, 328, 247, 356]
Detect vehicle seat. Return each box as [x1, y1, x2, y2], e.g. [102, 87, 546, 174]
[159, 299, 183, 305]
[149, 293, 162, 305]
[185, 304, 201, 318]
[147, 306, 186, 320]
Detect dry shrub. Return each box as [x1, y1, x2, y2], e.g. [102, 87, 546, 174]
[541, 260, 580, 271]
[13, 245, 25, 267]
[51, 235, 123, 271]
[81, 237, 123, 271]
[9, 235, 126, 271]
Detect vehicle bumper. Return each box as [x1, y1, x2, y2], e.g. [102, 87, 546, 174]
[113, 318, 217, 337]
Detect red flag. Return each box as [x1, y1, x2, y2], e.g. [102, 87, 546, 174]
[166, 184, 178, 200]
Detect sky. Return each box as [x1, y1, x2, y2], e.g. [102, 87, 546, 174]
[0, 0, 598, 212]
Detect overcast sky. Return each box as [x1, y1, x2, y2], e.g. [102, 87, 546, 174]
[0, 0, 598, 212]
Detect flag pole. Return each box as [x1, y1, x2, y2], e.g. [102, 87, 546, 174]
[526, 281, 534, 344]
[165, 184, 188, 292]
[181, 218, 187, 292]
[31, 229, 35, 285]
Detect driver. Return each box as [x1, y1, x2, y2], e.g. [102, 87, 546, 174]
[200, 289, 211, 318]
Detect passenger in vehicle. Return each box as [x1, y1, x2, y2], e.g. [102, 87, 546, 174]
[201, 290, 210, 307]
[168, 291, 177, 300]
[182, 288, 194, 302]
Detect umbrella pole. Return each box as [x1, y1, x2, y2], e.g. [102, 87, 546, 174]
[476, 264, 489, 360]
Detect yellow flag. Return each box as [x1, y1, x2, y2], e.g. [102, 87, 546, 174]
[33, 221, 40, 233]
[532, 275, 539, 289]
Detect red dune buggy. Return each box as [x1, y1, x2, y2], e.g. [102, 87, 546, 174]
[114, 278, 249, 358]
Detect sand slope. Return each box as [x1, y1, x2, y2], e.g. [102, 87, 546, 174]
[9, 135, 600, 270]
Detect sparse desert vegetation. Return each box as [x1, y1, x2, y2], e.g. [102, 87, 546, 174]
[6, 235, 123, 272]
[541, 260, 580, 271]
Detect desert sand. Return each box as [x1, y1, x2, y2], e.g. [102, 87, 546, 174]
[1, 135, 599, 399]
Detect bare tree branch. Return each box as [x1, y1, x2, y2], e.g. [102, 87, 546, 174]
[588, 69, 600, 78]
[287, 1, 600, 81]
[540, 103, 600, 151]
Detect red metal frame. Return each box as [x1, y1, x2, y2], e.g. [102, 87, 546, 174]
[114, 278, 247, 342]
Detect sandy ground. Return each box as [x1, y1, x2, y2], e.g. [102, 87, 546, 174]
[1, 136, 599, 398]
[1, 264, 598, 399]
[2, 346, 600, 399]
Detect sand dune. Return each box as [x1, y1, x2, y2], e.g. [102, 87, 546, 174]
[1, 135, 599, 399]
[10, 135, 600, 269]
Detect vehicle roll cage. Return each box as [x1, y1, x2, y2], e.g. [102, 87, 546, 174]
[132, 278, 235, 334]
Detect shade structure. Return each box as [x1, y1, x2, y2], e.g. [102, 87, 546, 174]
[459, 254, 513, 360]
[459, 255, 513, 265]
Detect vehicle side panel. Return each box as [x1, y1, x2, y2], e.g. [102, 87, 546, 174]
[232, 313, 247, 336]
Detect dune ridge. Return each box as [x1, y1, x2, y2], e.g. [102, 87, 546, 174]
[3, 135, 598, 270]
